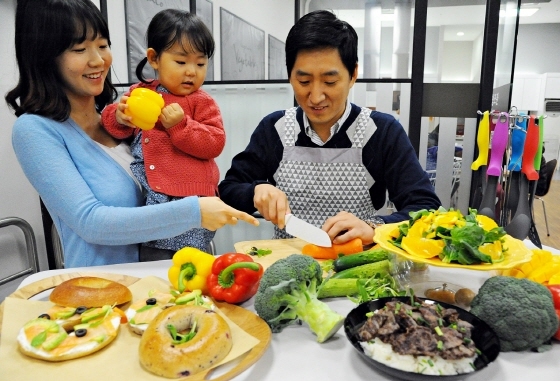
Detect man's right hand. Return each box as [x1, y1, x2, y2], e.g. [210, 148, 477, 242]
[253, 184, 290, 229]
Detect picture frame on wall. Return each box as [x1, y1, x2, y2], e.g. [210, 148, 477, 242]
[124, 0, 190, 83]
[220, 7, 265, 81]
[196, 0, 214, 81]
[268, 35, 287, 80]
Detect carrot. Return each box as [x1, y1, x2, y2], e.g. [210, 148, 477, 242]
[113, 307, 128, 324]
[301, 238, 363, 260]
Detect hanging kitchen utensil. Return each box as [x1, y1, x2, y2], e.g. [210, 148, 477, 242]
[527, 115, 545, 248]
[478, 112, 509, 221]
[504, 114, 527, 220]
[471, 111, 490, 171]
[505, 116, 539, 240]
[470, 111, 491, 209]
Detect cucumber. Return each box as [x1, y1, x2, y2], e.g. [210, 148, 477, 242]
[330, 259, 390, 279]
[332, 248, 389, 272]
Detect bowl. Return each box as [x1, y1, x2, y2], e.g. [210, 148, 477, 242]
[344, 296, 500, 381]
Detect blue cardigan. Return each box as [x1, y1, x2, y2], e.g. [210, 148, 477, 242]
[219, 104, 441, 224]
[12, 114, 201, 267]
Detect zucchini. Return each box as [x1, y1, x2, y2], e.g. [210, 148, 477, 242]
[330, 259, 390, 279]
[317, 278, 359, 299]
[332, 248, 389, 272]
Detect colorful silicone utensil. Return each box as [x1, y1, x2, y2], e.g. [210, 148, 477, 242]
[506, 116, 540, 240]
[478, 112, 509, 220]
[505, 114, 527, 217]
[471, 111, 490, 170]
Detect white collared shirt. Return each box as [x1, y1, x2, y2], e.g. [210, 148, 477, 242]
[303, 99, 352, 146]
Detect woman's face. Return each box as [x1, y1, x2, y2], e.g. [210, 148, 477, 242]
[56, 34, 112, 102]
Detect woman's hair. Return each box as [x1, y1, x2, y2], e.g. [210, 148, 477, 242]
[136, 9, 215, 83]
[285, 10, 358, 79]
[4, 0, 117, 120]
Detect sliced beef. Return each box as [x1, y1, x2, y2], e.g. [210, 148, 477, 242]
[390, 325, 438, 356]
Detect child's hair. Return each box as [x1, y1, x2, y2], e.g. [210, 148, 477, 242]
[136, 9, 215, 83]
[5, 0, 117, 120]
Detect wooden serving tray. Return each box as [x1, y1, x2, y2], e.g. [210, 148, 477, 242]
[0, 272, 271, 381]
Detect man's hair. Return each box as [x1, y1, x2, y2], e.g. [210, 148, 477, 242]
[5, 0, 117, 120]
[285, 10, 358, 78]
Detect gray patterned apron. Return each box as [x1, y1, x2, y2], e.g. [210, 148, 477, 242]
[273, 107, 376, 239]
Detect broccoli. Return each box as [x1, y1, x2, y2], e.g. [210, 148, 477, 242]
[254, 254, 344, 343]
[469, 276, 559, 352]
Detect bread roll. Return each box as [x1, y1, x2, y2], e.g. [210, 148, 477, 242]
[49, 277, 132, 308]
[139, 305, 232, 378]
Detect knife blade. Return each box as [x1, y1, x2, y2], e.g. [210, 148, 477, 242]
[284, 214, 332, 247]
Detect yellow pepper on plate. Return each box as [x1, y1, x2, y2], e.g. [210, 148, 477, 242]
[168, 247, 215, 294]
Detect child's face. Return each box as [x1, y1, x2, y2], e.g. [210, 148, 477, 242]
[147, 40, 208, 96]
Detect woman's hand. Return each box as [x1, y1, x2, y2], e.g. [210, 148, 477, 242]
[198, 197, 259, 231]
[253, 184, 290, 229]
[322, 211, 375, 246]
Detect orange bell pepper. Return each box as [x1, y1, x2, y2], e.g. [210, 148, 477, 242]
[301, 238, 363, 260]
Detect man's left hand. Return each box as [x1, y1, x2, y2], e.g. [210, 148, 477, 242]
[322, 211, 375, 246]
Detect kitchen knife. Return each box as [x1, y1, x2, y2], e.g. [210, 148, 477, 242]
[285, 214, 332, 247]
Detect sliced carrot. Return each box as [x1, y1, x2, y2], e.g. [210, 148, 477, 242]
[301, 238, 363, 260]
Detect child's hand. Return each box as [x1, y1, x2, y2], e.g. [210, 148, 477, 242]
[115, 95, 135, 128]
[159, 103, 184, 129]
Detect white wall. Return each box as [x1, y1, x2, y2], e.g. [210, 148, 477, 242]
[0, 0, 49, 299]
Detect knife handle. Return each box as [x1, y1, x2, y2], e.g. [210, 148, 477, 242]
[507, 114, 527, 172]
[471, 111, 490, 170]
[522, 116, 539, 181]
[486, 112, 508, 177]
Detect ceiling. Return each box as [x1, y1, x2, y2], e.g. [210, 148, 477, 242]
[329, 0, 560, 41]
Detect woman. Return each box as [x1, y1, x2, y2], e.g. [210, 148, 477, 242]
[5, 0, 258, 267]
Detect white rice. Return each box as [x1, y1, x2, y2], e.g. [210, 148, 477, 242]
[360, 339, 476, 376]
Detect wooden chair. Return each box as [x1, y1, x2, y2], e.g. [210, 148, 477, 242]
[534, 159, 558, 236]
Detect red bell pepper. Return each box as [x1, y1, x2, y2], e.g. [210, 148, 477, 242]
[207, 253, 263, 304]
[546, 284, 560, 340]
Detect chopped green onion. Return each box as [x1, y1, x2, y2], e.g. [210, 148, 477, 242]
[366, 311, 374, 318]
[427, 359, 434, 367]
[434, 326, 443, 336]
[437, 340, 443, 350]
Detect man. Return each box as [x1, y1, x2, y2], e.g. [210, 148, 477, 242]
[219, 10, 440, 246]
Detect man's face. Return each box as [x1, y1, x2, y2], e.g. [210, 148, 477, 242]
[289, 48, 357, 133]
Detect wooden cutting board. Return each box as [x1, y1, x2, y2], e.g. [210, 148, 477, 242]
[234, 238, 307, 271]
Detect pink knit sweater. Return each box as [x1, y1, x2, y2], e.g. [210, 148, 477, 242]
[101, 81, 225, 197]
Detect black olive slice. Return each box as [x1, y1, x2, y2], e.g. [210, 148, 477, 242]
[75, 328, 87, 337]
[146, 297, 157, 305]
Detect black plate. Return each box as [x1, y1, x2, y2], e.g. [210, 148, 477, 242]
[344, 296, 500, 381]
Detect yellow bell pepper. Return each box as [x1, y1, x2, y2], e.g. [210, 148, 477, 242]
[124, 88, 164, 130]
[168, 247, 215, 294]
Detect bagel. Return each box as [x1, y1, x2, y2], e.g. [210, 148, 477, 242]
[49, 277, 132, 308]
[17, 306, 121, 361]
[126, 289, 214, 336]
[139, 305, 232, 378]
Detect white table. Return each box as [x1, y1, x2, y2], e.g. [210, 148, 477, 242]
[16, 244, 560, 381]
